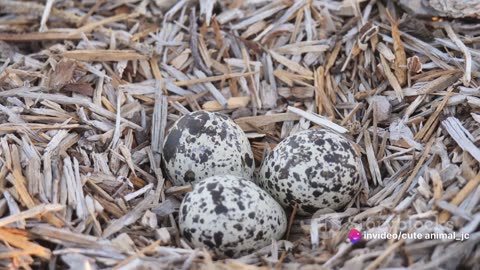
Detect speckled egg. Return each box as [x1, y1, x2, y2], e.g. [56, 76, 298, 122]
[257, 129, 362, 215]
[179, 175, 287, 258]
[162, 111, 255, 186]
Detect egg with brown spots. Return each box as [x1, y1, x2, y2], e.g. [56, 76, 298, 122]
[179, 175, 287, 258]
[162, 111, 255, 186]
[257, 129, 362, 215]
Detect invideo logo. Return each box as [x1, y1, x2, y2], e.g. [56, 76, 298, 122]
[348, 229, 362, 243]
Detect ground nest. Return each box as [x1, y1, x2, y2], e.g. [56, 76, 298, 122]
[0, 0, 479, 269]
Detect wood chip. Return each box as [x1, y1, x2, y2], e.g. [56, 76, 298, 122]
[288, 106, 348, 133]
[62, 50, 147, 61]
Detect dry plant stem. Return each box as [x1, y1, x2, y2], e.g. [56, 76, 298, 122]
[175, 71, 258, 86]
[288, 106, 348, 133]
[365, 239, 406, 270]
[68, 13, 138, 37]
[275, 250, 287, 270]
[438, 173, 480, 224]
[392, 138, 434, 207]
[444, 24, 472, 84]
[112, 240, 162, 269]
[285, 203, 297, 241]
[415, 87, 454, 142]
[77, 0, 107, 26]
[0, 204, 63, 227]
[62, 50, 148, 61]
[0, 228, 52, 260]
[386, 10, 407, 86]
[0, 32, 83, 41]
[379, 55, 403, 101]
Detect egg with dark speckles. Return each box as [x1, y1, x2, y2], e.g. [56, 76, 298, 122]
[163, 111, 255, 186]
[257, 129, 362, 215]
[179, 175, 287, 258]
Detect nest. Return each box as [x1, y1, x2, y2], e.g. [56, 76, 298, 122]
[0, 0, 479, 269]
